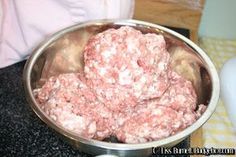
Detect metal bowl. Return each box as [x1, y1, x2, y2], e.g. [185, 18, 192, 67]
[23, 19, 220, 157]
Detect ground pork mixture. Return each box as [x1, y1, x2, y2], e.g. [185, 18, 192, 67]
[34, 26, 206, 143]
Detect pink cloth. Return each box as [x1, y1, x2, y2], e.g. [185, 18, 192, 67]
[0, 0, 134, 68]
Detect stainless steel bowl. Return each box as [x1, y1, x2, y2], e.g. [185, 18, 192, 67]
[23, 19, 220, 157]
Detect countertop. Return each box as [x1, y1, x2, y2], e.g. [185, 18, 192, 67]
[0, 61, 190, 156]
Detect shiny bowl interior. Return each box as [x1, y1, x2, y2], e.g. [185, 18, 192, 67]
[23, 19, 220, 156]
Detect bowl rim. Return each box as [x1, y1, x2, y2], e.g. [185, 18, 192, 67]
[23, 19, 220, 150]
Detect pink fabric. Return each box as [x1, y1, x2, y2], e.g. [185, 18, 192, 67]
[0, 0, 134, 68]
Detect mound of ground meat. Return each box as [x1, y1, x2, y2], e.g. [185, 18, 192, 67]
[34, 26, 206, 143]
[115, 71, 199, 143]
[34, 73, 113, 139]
[84, 26, 170, 110]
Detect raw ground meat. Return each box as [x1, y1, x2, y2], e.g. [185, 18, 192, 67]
[116, 105, 183, 143]
[115, 71, 199, 143]
[34, 26, 206, 143]
[84, 26, 170, 110]
[34, 73, 113, 140]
